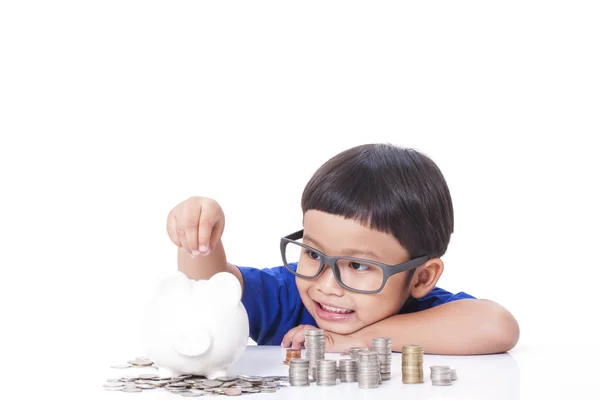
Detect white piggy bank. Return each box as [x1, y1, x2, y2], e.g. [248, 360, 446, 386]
[141, 271, 249, 379]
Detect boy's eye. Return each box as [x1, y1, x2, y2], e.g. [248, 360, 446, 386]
[349, 262, 369, 271]
[303, 250, 321, 260]
[309, 251, 321, 260]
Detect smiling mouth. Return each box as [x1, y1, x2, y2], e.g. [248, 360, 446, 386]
[316, 302, 354, 314]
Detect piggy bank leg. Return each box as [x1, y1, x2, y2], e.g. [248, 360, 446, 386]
[206, 368, 228, 380]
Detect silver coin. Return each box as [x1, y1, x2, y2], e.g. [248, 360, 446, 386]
[216, 376, 238, 382]
[111, 364, 131, 369]
[181, 390, 205, 397]
[122, 387, 143, 392]
[166, 387, 190, 392]
[103, 382, 124, 387]
[167, 382, 190, 388]
[203, 379, 223, 388]
[135, 383, 157, 389]
[104, 386, 123, 391]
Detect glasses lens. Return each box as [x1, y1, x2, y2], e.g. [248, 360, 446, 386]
[336, 258, 384, 292]
[284, 241, 322, 278]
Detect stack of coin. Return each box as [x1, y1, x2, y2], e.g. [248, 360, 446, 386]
[337, 359, 358, 382]
[357, 351, 380, 389]
[348, 346, 369, 360]
[430, 365, 452, 386]
[289, 359, 310, 386]
[401, 344, 424, 384]
[451, 368, 458, 381]
[304, 329, 325, 381]
[316, 359, 337, 386]
[284, 348, 302, 365]
[372, 337, 392, 381]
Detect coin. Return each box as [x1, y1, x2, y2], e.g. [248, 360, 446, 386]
[216, 376, 239, 382]
[135, 383, 157, 389]
[181, 391, 205, 397]
[103, 382, 124, 388]
[128, 359, 154, 367]
[122, 387, 143, 392]
[284, 348, 302, 365]
[111, 364, 131, 369]
[224, 387, 242, 396]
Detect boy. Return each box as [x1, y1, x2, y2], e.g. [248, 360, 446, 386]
[167, 143, 519, 355]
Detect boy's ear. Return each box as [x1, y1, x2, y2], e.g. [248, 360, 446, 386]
[408, 258, 444, 299]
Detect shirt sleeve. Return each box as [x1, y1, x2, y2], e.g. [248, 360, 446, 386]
[235, 265, 304, 345]
[400, 286, 476, 314]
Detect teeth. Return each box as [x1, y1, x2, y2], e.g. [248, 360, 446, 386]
[320, 303, 353, 313]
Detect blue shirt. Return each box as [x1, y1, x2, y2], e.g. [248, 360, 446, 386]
[236, 263, 476, 346]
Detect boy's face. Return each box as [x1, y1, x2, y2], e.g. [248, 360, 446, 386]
[295, 210, 414, 335]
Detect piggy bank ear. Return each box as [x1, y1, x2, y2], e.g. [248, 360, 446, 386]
[203, 272, 242, 309]
[156, 271, 192, 300]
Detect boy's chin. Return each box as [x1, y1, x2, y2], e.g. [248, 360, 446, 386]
[316, 318, 364, 336]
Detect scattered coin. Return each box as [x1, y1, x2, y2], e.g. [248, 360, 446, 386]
[103, 382, 124, 388]
[111, 364, 131, 369]
[135, 384, 157, 389]
[122, 387, 143, 392]
[224, 387, 242, 396]
[216, 376, 238, 382]
[181, 391, 205, 397]
[139, 374, 159, 379]
[129, 361, 153, 367]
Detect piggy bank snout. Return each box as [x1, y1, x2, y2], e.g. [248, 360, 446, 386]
[173, 328, 212, 357]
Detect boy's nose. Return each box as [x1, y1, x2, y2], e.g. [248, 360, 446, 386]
[315, 265, 344, 296]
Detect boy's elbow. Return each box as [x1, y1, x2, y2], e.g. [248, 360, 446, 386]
[482, 300, 520, 353]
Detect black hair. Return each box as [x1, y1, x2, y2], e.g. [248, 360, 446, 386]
[301, 143, 454, 260]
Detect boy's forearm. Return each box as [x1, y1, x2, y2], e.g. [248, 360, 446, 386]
[177, 239, 228, 280]
[353, 299, 520, 355]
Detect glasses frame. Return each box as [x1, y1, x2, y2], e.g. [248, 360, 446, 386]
[280, 229, 429, 294]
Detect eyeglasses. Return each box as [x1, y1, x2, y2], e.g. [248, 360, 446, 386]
[280, 229, 429, 294]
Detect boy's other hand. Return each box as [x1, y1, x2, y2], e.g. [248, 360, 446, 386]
[281, 324, 357, 354]
[167, 196, 225, 257]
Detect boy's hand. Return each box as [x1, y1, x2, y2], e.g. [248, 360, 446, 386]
[281, 325, 359, 353]
[167, 196, 225, 257]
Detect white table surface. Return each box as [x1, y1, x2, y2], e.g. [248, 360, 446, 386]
[98, 344, 595, 399]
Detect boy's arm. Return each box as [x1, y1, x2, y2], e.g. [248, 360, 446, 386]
[352, 298, 519, 354]
[282, 298, 519, 355]
[177, 240, 244, 291]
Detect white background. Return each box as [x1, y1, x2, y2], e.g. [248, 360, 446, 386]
[1, 1, 598, 397]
